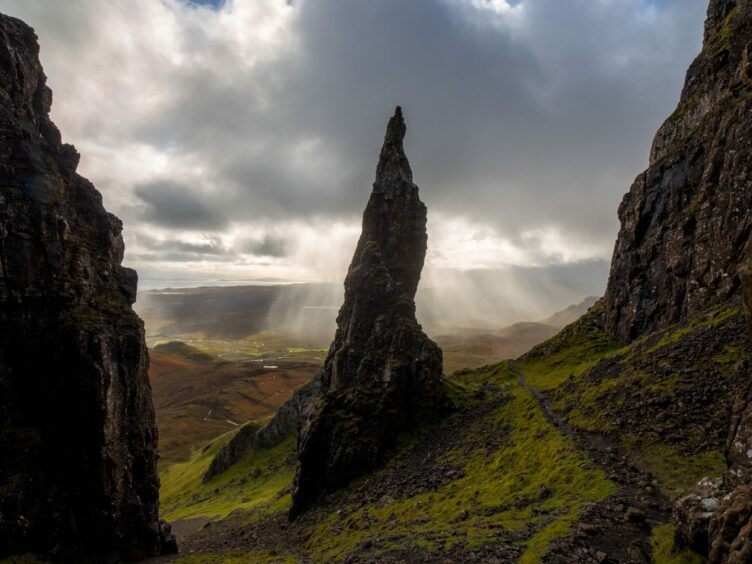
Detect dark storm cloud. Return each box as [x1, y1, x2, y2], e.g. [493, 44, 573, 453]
[241, 235, 289, 258]
[134, 181, 227, 230]
[138, 234, 227, 256]
[129, 251, 233, 263]
[1, 0, 709, 297]
[122, 0, 707, 245]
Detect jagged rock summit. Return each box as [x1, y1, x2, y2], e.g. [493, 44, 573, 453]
[0, 14, 175, 561]
[603, 0, 752, 343]
[289, 107, 444, 519]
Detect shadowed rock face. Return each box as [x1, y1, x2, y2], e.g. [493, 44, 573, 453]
[289, 107, 444, 519]
[689, 249, 752, 562]
[668, 3, 752, 559]
[603, 0, 752, 343]
[0, 14, 175, 561]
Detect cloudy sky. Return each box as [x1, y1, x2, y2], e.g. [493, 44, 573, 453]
[3, 0, 708, 320]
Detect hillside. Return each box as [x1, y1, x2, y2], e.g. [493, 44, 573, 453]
[149, 342, 320, 463]
[159, 299, 746, 561]
[146, 294, 592, 467]
[541, 296, 599, 328]
[434, 322, 560, 374]
[156, 0, 752, 561]
[139, 283, 587, 376]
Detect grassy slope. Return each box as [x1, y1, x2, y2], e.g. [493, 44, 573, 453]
[150, 341, 318, 463]
[518, 302, 739, 496]
[160, 301, 747, 562]
[160, 430, 295, 523]
[306, 365, 615, 563]
[516, 301, 749, 561]
[161, 364, 616, 562]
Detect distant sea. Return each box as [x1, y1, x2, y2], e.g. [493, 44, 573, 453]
[137, 278, 301, 292]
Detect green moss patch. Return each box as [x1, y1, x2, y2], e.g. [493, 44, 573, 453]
[519, 304, 621, 391]
[515, 301, 744, 503]
[174, 549, 297, 563]
[302, 364, 615, 562]
[650, 524, 705, 564]
[623, 436, 725, 499]
[160, 430, 295, 522]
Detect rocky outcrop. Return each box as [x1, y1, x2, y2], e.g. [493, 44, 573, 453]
[202, 378, 320, 482]
[682, 249, 752, 562]
[708, 484, 752, 562]
[603, 0, 752, 343]
[670, 6, 752, 556]
[589, 0, 752, 557]
[0, 14, 175, 561]
[740, 247, 752, 339]
[289, 107, 444, 519]
[675, 479, 752, 563]
[675, 478, 725, 556]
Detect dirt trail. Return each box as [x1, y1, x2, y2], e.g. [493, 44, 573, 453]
[510, 360, 671, 563]
[158, 364, 674, 563]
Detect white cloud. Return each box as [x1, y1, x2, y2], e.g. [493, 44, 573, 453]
[1, 0, 708, 315]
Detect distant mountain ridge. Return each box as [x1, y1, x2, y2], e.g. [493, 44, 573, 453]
[541, 296, 599, 328]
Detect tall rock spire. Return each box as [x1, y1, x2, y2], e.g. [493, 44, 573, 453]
[289, 107, 444, 519]
[0, 14, 175, 560]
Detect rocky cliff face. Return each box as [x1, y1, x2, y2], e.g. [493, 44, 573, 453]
[661, 1, 752, 559]
[685, 249, 752, 563]
[289, 107, 444, 519]
[0, 14, 174, 561]
[604, 0, 752, 343]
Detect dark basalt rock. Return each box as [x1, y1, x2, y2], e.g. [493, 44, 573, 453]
[0, 14, 175, 561]
[727, 248, 752, 488]
[603, 0, 752, 343]
[707, 484, 752, 563]
[592, 0, 752, 557]
[671, 6, 752, 557]
[683, 250, 752, 562]
[289, 107, 444, 519]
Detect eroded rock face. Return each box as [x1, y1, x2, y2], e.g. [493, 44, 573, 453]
[675, 478, 725, 557]
[289, 107, 444, 519]
[603, 0, 752, 343]
[0, 14, 175, 561]
[707, 484, 752, 563]
[692, 250, 752, 562]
